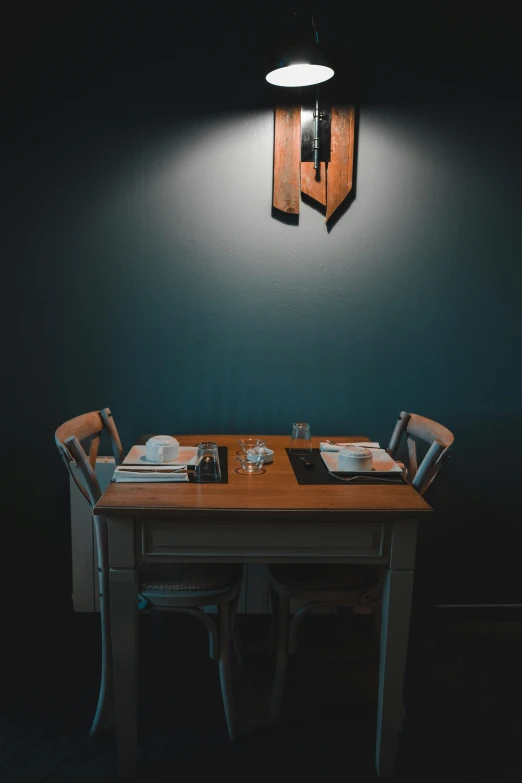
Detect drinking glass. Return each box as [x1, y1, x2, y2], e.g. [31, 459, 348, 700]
[238, 437, 266, 456]
[194, 442, 222, 482]
[236, 452, 266, 474]
[289, 421, 312, 454]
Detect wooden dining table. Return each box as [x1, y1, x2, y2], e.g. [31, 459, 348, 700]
[94, 434, 432, 777]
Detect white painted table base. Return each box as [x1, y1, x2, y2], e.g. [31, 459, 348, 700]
[107, 514, 417, 778]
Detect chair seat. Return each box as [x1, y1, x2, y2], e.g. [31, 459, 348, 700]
[139, 563, 242, 593]
[270, 563, 383, 591]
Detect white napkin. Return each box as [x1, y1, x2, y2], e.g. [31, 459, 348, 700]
[113, 475, 189, 482]
[113, 466, 189, 482]
[319, 442, 381, 452]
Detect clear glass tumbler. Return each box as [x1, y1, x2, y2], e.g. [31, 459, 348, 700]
[289, 421, 312, 454]
[194, 442, 222, 482]
[238, 437, 266, 456]
[236, 452, 266, 474]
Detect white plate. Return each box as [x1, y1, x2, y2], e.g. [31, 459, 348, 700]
[320, 449, 403, 473]
[123, 445, 199, 466]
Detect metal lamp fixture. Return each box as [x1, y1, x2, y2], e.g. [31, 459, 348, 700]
[265, 14, 334, 88]
[268, 11, 354, 225]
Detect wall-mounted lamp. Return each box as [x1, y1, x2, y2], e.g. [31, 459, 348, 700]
[266, 12, 355, 225]
[265, 14, 334, 87]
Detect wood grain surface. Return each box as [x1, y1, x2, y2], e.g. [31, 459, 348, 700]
[273, 106, 301, 214]
[326, 105, 355, 223]
[301, 161, 327, 205]
[95, 435, 432, 516]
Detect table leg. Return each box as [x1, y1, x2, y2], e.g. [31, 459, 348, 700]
[375, 567, 414, 776]
[109, 565, 139, 777]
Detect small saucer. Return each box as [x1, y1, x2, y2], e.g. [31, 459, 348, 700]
[235, 467, 266, 476]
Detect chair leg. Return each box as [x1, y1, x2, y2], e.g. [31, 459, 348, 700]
[262, 587, 278, 657]
[371, 607, 382, 658]
[90, 517, 114, 737]
[218, 602, 237, 741]
[270, 594, 290, 721]
[90, 572, 112, 737]
[205, 610, 219, 661]
[230, 592, 243, 663]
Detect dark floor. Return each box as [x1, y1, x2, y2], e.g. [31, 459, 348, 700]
[3, 607, 522, 783]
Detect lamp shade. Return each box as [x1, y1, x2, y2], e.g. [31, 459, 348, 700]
[266, 41, 334, 87]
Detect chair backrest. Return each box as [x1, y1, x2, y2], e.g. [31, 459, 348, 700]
[387, 411, 454, 496]
[55, 408, 124, 508]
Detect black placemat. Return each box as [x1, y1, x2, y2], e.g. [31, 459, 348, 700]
[286, 448, 407, 486]
[134, 437, 228, 484]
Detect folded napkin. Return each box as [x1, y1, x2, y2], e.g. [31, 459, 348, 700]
[114, 476, 189, 482]
[319, 442, 381, 452]
[113, 466, 189, 482]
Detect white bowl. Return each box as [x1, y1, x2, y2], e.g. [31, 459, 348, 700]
[258, 447, 274, 463]
[338, 446, 373, 471]
[145, 435, 180, 463]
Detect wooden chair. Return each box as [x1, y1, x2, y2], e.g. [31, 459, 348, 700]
[386, 411, 454, 495]
[55, 408, 242, 741]
[268, 411, 454, 718]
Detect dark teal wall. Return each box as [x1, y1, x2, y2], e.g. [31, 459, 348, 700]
[4, 5, 522, 604]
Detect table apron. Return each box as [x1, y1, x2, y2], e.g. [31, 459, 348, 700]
[138, 519, 392, 563]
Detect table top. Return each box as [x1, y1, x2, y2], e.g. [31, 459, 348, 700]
[94, 435, 432, 518]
